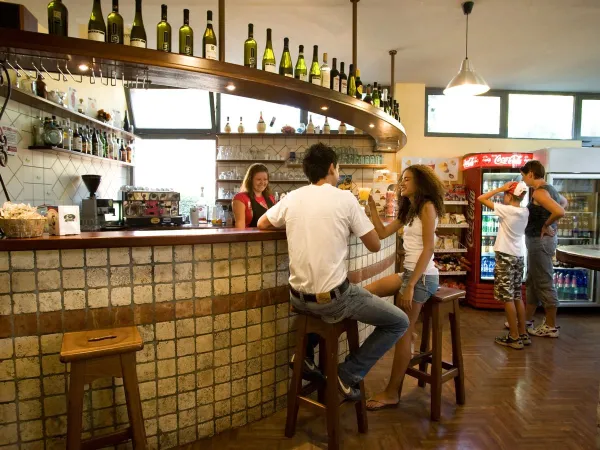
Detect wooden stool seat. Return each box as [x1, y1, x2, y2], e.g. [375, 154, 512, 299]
[285, 309, 368, 450]
[403, 287, 466, 421]
[61, 326, 147, 450]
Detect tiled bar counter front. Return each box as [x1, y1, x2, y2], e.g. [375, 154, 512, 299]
[0, 229, 396, 450]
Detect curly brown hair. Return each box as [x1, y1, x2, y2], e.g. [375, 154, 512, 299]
[398, 164, 445, 225]
[241, 163, 273, 200]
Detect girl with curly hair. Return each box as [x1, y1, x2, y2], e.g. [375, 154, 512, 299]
[232, 164, 276, 228]
[364, 164, 445, 410]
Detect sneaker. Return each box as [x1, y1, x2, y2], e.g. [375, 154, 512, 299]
[289, 354, 325, 382]
[520, 334, 532, 345]
[505, 319, 534, 330]
[528, 320, 560, 338]
[495, 334, 524, 350]
[337, 376, 361, 402]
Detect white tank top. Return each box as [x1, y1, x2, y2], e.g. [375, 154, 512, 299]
[403, 215, 438, 275]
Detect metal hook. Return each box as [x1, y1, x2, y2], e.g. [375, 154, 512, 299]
[5, 60, 21, 78]
[135, 75, 139, 89]
[16, 62, 35, 80]
[64, 63, 83, 83]
[41, 61, 61, 81]
[111, 69, 117, 87]
[99, 66, 108, 86]
[89, 66, 96, 84]
[56, 63, 68, 82]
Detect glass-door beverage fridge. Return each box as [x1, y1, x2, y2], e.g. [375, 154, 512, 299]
[461, 153, 533, 309]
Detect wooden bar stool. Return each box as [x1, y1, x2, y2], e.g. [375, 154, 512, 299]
[285, 310, 368, 450]
[60, 326, 147, 450]
[403, 287, 466, 421]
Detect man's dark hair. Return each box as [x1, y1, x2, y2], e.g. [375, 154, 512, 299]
[302, 143, 338, 183]
[521, 160, 545, 179]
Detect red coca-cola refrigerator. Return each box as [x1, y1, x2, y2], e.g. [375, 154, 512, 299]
[462, 152, 533, 309]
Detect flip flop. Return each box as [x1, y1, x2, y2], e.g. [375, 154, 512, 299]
[366, 399, 399, 411]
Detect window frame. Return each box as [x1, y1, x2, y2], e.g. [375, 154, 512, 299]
[575, 93, 600, 144]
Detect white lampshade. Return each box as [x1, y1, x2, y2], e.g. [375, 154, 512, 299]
[444, 58, 490, 96]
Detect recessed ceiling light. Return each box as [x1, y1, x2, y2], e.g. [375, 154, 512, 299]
[226, 83, 236, 91]
[78, 64, 89, 72]
[369, 124, 375, 128]
[320, 106, 328, 111]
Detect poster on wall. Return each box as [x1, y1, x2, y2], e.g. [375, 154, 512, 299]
[0, 126, 18, 155]
[401, 157, 460, 182]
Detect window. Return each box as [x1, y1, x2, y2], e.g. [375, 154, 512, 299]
[426, 93, 501, 135]
[134, 140, 216, 214]
[220, 94, 300, 133]
[129, 88, 214, 130]
[508, 94, 574, 139]
[580, 99, 600, 137]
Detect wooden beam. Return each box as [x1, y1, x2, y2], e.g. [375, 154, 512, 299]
[218, 0, 225, 62]
[351, 0, 359, 69]
[389, 50, 397, 98]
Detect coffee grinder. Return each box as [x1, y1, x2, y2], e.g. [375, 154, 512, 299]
[80, 175, 115, 231]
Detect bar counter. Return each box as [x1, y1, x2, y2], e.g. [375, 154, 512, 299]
[0, 227, 397, 449]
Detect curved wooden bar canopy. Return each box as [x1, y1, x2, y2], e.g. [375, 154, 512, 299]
[0, 29, 407, 148]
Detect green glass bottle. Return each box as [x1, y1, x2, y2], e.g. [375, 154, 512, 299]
[244, 24, 257, 68]
[179, 9, 193, 55]
[355, 68, 363, 99]
[279, 37, 293, 77]
[348, 64, 356, 97]
[157, 4, 171, 52]
[372, 82, 380, 108]
[88, 0, 106, 42]
[262, 28, 276, 72]
[107, 0, 123, 44]
[202, 10, 217, 60]
[294, 45, 307, 81]
[130, 0, 147, 48]
[47, 0, 68, 37]
[309, 45, 321, 86]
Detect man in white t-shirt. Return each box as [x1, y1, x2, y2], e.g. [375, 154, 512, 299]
[258, 143, 409, 400]
[478, 181, 529, 350]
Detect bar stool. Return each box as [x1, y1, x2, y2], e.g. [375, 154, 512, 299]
[60, 326, 147, 450]
[285, 309, 368, 450]
[403, 287, 466, 421]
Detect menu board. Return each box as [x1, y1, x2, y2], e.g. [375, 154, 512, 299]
[400, 157, 460, 182]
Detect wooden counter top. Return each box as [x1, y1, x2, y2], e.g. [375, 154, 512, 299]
[0, 227, 287, 251]
[556, 245, 600, 271]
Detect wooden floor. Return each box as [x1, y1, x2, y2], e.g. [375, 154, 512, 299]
[181, 307, 600, 450]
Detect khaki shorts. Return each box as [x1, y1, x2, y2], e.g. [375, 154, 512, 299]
[494, 252, 524, 303]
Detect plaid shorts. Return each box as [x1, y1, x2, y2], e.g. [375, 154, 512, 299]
[494, 251, 525, 303]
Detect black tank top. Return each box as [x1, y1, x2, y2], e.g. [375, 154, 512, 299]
[525, 184, 561, 237]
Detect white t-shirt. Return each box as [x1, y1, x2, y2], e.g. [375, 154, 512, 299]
[403, 215, 438, 275]
[493, 203, 529, 257]
[266, 183, 374, 293]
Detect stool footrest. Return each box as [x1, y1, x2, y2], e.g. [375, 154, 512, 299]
[300, 380, 325, 398]
[81, 428, 132, 450]
[298, 396, 327, 413]
[406, 367, 431, 383]
[410, 351, 433, 364]
[441, 368, 459, 383]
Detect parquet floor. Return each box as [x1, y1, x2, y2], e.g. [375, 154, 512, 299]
[181, 307, 600, 450]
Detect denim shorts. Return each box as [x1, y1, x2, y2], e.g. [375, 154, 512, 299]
[399, 270, 439, 304]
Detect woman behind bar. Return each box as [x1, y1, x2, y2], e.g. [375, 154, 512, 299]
[232, 163, 276, 228]
[364, 164, 445, 410]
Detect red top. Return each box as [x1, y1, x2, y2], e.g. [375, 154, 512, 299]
[232, 192, 276, 227]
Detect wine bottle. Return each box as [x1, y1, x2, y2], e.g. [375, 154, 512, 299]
[373, 82, 380, 108]
[244, 24, 257, 68]
[262, 28, 276, 72]
[320, 53, 330, 89]
[348, 64, 356, 97]
[130, 0, 147, 48]
[91, 129, 99, 156]
[179, 9, 193, 55]
[73, 126, 82, 152]
[107, 0, 124, 44]
[47, 0, 68, 37]
[294, 45, 307, 81]
[203, 10, 217, 60]
[279, 38, 293, 77]
[309, 45, 321, 86]
[157, 4, 171, 52]
[364, 84, 372, 104]
[355, 68, 363, 99]
[88, 0, 106, 42]
[123, 111, 130, 132]
[339, 62, 347, 94]
[330, 58, 339, 91]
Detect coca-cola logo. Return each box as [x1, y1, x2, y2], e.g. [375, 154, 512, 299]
[482, 155, 492, 164]
[462, 156, 479, 169]
[465, 189, 476, 248]
[493, 154, 524, 167]
[462, 153, 534, 170]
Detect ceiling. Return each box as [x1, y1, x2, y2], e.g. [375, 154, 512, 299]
[11, 0, 600, 92]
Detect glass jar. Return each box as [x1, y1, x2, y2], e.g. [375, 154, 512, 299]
[43, 116, 63, 147]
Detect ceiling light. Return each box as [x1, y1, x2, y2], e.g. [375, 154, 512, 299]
[78, 64, 89, 72]
[320, 106, 328, 111]
[226, 83, 235, 91]
[369, 124, 375, 128]
[444, 1, 489, 96]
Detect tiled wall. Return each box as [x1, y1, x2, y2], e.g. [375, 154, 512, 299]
[0, 235, 396, 450]
[0, 95, 130, 207]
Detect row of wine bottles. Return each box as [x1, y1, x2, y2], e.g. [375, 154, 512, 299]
[47, 0, 216, 57]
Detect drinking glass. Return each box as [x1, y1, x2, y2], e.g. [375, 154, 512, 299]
[358, 187, 371, 206]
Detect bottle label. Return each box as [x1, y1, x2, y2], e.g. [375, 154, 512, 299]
[205, 44, 217, 60]
[247, 57, 256, 67]
[88, 30, 106, 42]
[183, 46, 192, 55]
[53, 11, 62, 20]
[357, 85, 363, 95]
[111, 34, 120, 43]
[162, 32, 170, 51]
[73, 137, 83, 152]
[130, 38, 147, 48]
[162, 42, 170, 52]
[311, 77, 321, 86]
[332, 76, 339, 92]
[321, 72, 330, 88]
[264, 63, 276, 73]
[341, 79, 348, 94]
[284, 73, 294, 78]
[299, 73, 308, 82]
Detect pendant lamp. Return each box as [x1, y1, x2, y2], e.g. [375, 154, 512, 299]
[444, 1, 489, 96]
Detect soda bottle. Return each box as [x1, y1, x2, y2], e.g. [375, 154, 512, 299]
[564, 272, 571, 299]
[489, 257, 495, 276]
[557, 272, 564, 298]
[482, 257, 489, 278]
[582, 271, 588, 299]
[571, 275, 578, 300]
[482, 216, 488, 234]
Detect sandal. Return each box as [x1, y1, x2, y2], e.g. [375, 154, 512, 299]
[366, 399, 399, 411]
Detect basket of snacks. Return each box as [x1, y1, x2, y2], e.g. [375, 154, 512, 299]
[0, 202, 47, 238]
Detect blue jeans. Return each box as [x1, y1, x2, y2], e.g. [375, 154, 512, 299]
[400, 270, 439, 303]
[291, 283, 409, 386]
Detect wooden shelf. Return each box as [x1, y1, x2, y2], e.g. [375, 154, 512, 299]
[2, 86, 137, 140]
[217, 133, 374, 139]
[216, 159, 286, 164]
[437, 224, 469, 229]
[217, 179, 307, 184]
[286, 164, 387, 169]
[28, 146, 134, 167]
[444, 200, 468, 205]
[0, 30, 406, 147]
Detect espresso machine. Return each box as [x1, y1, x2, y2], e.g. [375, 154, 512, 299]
[121, 187, 183, 227]
[80, 175, 115, 231]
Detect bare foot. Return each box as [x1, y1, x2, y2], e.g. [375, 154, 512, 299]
[366, 391, 399, 411]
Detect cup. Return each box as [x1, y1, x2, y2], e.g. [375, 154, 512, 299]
[358, 187, 371, 205]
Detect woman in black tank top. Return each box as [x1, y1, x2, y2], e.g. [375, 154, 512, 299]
[520, 161, 566, 337]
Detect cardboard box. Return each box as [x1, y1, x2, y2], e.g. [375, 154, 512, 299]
[0, 3, 38, 32]
[47, 206, 81, 235]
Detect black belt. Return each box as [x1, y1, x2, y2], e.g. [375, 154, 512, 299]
[290, 279, 350, 302]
